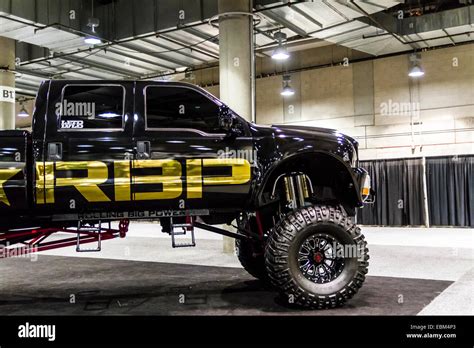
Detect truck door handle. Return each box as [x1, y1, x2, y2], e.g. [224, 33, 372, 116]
[136, 141, 150, 159]
[47, 142, 62, 161]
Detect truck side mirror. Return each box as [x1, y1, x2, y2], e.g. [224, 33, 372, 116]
[218, 106, 234, 132]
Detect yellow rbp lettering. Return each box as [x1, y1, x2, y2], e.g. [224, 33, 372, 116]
[34, 158, 251, 204]
[56, 161, 110, 202]
[202, 158, 251, 186]
[184, 158, 251, 199]
[114, 160, 131, 201]
[186, 159, 202, 199]
[36, 162, 54, 204]
[0, 167, 22, 206]
[36, 161, 109, 203]
[133, 159, 182, 201]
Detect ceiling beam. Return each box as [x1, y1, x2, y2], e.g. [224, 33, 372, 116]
[260, 10, 308, 37]
[158, 35, 219, 60]
[290, 4, 323, 28]
[140, 38, 209, 64]
[16, 67, 51, 79]
[107, 46, 177, 71]
[57, 55, 141, 78]
[183, 28, 219, 45]
[117, 42, 193, 68]
[39, 62, 117, 79]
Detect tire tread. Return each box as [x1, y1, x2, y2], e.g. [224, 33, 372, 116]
[265, 205, 369, 309]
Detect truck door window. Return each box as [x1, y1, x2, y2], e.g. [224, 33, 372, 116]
[145, 86, 222, 134]
[58, 85, 125, 130]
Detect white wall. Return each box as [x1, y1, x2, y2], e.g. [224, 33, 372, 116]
[249, 44, 474, 160]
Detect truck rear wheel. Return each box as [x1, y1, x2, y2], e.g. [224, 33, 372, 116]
[265, 205, 369, 309]
[235, 239, 267, 280]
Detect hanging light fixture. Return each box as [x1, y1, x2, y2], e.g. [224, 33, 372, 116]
[408, 53, 425, 78]
[84, 35, 101, 45]
[281, 85, 295, 96]
[272, 46, 290, 60]
[84, 0, 102, 45]
[281, 74, 295, 96]
[272, 32, 290, 60]
[17, 100, 29, 118]
[408, 64, 425, 77]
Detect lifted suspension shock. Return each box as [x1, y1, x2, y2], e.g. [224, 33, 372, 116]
[272, 172, 313, 210]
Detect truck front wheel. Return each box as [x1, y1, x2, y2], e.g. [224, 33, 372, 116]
[265, 205, 369, 309]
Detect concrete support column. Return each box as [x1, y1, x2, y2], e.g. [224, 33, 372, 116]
[218, 0, 254, 253]
[0, 37, 16, 130]
[218, 0, 253, 121]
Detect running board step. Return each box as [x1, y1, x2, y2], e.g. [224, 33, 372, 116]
[76, 220, 110, 252]
[170, 217, 196, 248]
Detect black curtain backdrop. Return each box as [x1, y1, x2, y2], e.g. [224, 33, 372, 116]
[357, 155, 474, 227]
[426, 155, 474, 227]
[358, 158, 425, 226]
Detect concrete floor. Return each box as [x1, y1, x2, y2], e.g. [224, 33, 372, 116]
[0, 223, 472, 315]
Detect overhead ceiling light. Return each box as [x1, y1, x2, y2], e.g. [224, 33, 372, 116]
[272, 32, 290, 61]
[18, 105, 29, 118]
[281, 74, 295, 96]
[272, 46, 290, 60]
[84, 35, 102, 45]
[408, 64, 425, 77]
[408, 53, 424, 78]
[175, 66, 188, 73]
[85, 2, 101, 46]
[281, 85, 295, 96]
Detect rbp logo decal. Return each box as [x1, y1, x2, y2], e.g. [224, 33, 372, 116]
[61, 120, 84, 129]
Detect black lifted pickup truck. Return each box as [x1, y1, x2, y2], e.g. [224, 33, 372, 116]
[0, 80, 371, 309]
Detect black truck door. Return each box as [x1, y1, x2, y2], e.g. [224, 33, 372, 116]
[132, 83, 254, 212]
[41, 82, 134, 214]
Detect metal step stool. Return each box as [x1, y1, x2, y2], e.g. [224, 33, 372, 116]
[76, 220, 108, 252]
[170, 216, 196, 248]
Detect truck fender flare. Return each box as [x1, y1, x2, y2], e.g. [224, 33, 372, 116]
[254, 150, 362, 205]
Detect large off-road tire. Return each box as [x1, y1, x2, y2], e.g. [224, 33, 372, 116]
[235, 238, 267, 281]
[265, 205, 369, 309]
